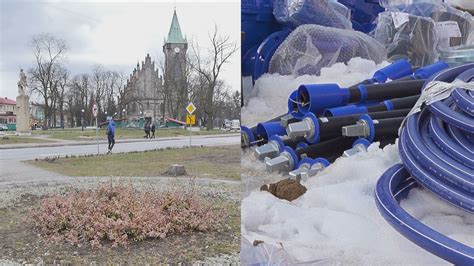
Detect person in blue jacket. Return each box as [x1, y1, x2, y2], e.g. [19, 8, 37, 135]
[106, 118, 115, 154]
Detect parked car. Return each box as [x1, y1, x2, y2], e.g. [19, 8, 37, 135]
[0, 124, 8, 131]
[231, 119, 240, 131]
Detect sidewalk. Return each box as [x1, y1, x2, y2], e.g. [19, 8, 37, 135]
[0, 133, 240, 150]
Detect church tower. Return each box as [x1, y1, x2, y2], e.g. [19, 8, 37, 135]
[163, 9, 188, 120]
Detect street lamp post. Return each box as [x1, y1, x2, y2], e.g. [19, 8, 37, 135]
[81, 109, 85, 131]
[140, 111, 143, 128]
[122, 108, 126, 128]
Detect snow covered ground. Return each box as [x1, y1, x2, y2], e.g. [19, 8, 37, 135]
[240, 58, 474, 264]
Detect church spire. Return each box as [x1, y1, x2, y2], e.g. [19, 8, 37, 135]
[165, 9, 187, 44]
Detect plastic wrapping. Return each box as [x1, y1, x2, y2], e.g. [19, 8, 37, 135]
[269, 24, 387, 76]
[373, 2, 474, 66]
[439, 45, 474, 66]
[379, 0, 443, 10]
[403, 2, 474, 45]
[240, 236, 334, 264]
[407, 2, 474, 47]
[373, 12, 438, 66]
[445, 0, 474, 11]
[273, 0, 352, 29]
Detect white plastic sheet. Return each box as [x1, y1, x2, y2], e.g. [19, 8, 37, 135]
[269, 24, 387, 76]
[273, 0, 352, 29]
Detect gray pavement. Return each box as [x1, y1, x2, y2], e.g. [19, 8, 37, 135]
[0, 134, 239, 161]
[0, 133, 239, 150]
[0, 159, 73, 188]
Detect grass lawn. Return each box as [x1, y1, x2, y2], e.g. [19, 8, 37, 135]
[28, 145, 240, 180]
[32, 128, 232, 141]
[0, 135, 54, 145]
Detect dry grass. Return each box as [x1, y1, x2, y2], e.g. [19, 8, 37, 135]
[32, 128, 232, 141]
[28, 145, 240, 180]
[0, 135, 53, 145]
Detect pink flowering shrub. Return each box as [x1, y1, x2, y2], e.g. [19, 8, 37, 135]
[31, 183, 222, 248]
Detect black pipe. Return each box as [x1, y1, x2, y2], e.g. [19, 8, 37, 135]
[349, 79, 425, 103]
[295, 137, 355, 159]
[373, 117, 405, 139]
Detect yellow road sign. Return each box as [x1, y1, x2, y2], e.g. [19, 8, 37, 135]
[186, 115, 195, 125]
[186, 102, 196, 115]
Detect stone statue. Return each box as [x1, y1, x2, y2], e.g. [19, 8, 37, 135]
[16, 68, 31, 135]
[17, 69, 27, 95]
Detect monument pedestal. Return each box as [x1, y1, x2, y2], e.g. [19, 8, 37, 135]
[15, 94, 31, 136]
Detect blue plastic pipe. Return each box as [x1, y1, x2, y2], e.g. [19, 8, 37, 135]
[256, 121, 287, 143]
[375, 164, 474, 264]
[375, 63, 474, 264]
[372, 59, 413, 83]
[296, 79, 423, 115]
[287, 89, 305, 119]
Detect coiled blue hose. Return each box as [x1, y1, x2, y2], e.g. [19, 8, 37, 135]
[375, 63, 474, 264]
[375, 165, 473, 264]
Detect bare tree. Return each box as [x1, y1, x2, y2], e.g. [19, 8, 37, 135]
[105, 71, 124, 117]
[68, 74, 91, 127]
[115, 72, 136, 120]
[187, 68, 207, 126]
[28, 33, 67, 129]
[49, 66, 68, 128]
[56, 67, 69, 128]
[91, 65, 107, 122]
[158, 53, 193, 122]
[230, 90, 241, 119]
[189, 25, 238, 130]
[48, 65, 61, 127]
[157, 59, 172, 121]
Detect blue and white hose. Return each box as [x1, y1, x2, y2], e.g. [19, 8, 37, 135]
[375, 63, 474, 264]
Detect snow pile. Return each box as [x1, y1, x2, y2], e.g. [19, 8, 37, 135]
[241, 59, 474, 264]
[242, 57, 388, 126]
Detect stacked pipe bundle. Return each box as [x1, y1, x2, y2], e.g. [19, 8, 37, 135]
[375, 64, 474, 264]
[242, 60, 450, 181]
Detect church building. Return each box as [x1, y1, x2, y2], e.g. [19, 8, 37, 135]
[124, 9, 188, 125]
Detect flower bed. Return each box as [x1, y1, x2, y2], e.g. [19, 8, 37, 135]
[31, 183, 222, 248]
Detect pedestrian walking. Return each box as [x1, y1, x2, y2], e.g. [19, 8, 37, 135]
[106, 118, 115, 154]
[151, 123, 156, 138]
[144, 122, 150, 139]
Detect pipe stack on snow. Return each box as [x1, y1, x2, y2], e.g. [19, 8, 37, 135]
[375, 64, 474, 264]
[241, 60, 450, 181]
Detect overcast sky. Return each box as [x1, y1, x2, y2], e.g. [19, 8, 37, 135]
[0, 0, 240, 101]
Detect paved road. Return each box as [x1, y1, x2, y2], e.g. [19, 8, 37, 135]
[0, 134, 239, 161]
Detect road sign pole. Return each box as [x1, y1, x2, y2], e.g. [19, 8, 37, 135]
[96, 116, 99, 154]
[186, 103, 196, 148]
[92, 102, 99, 154]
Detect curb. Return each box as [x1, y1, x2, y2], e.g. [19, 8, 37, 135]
[0, 133, 240, 150]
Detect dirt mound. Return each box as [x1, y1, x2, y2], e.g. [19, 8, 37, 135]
[260, 178, 307, 201]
